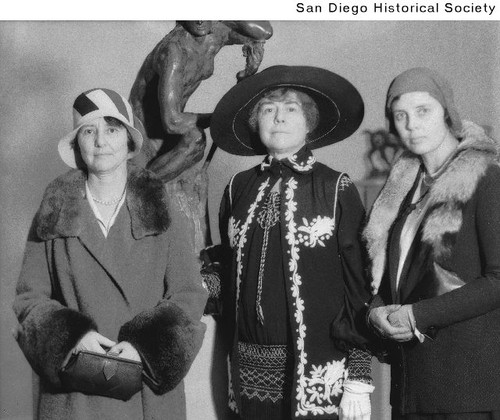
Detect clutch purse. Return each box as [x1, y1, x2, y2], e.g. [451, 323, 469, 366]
[60, 350, 143, 401]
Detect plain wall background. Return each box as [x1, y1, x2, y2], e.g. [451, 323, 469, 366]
[1, 21, 499, 419]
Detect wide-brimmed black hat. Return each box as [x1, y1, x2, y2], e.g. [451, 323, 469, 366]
[210, 65, 364, 156]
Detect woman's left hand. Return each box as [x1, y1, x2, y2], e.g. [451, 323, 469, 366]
[108, 341, 141, 362]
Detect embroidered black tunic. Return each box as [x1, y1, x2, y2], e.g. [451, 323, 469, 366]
[219, 147, 371, 419]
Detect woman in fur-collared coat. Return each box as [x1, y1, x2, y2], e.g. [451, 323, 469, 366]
[365, 67, 500, 419]
[13, 88, 207, 420]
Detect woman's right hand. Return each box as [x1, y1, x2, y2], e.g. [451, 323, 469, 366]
[62, 330, 116, 367]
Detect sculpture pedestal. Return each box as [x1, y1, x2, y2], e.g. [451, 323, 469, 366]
[356, 177, 392, 420]
[185, 316, 229, 419]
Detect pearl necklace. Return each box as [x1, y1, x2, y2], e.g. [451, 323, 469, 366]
[92, 183, 127, 206]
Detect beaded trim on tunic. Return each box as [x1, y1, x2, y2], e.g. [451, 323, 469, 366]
[238, 341, 291, 404]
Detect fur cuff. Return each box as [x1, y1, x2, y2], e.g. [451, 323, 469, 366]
[16, 307, 97, 387]
[118, 303, 205, 395]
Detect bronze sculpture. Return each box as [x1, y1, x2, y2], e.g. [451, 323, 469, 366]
[365, 128, 401, 178]
[129, 21, 273, 182]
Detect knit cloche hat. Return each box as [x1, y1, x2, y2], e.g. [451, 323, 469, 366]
[386, 67, 462, 135]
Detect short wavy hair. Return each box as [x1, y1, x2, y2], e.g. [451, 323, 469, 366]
[72, 116, 135, 151]
[71, 116, 136, 169]
[248, 88, 319, 135]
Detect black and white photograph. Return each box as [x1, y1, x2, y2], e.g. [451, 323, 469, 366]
[1, 10, 500, 420]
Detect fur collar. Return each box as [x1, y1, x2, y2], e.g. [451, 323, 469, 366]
[363, 121, 498, 293]
[35, 163, 170, 240]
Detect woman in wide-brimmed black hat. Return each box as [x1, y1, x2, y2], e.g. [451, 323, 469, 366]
[209, 66, 374, 419]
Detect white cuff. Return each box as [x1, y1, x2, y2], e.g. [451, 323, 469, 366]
[343, 379, 375, 394]
[339, 380, 374, 420]
[407, 306, 425, 343]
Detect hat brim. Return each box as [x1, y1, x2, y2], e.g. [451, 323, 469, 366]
[210, 65, 365, 156]
[58, 114, 144, 169]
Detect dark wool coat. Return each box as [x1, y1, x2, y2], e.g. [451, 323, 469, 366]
[13, 164, 207, 420]
[364, 122, 500, 415]
[220, 147, 371, 419]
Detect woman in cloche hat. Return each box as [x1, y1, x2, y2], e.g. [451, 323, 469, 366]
[366, 67, 500, 419]
[209, 66, 374, 419]
[13, 88, 207, 419]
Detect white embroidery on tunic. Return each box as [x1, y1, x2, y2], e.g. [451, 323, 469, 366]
[339, 174, 353, 191]
[297, 359, 346, 416]
[228, 216, 242, 249]
[284, 176, 347, 417]
[260, 156, 273, 171]
[238, 342, 289, 403]
[288, 154, 316, 172]
[234, 178, 270, 321]
[297, 216, 335, 248]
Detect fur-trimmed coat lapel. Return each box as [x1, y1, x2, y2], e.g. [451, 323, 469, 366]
[364, 121, 498, 294]
[35, 163, 170, 240]
[33, 164, 170, 298]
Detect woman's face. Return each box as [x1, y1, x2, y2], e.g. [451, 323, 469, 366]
[76, 117, 130, 175]
[391, 91, 450, 156]
[257, 91, 308, 158]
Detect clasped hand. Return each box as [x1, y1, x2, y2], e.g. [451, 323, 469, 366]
[62, 330, 141, 368]
[368, 304, 415, 342]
